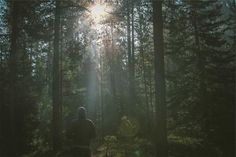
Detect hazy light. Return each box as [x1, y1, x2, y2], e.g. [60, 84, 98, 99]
[90, 4, 107, 23]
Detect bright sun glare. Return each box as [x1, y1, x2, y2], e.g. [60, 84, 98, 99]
[90, 4, 107, 23]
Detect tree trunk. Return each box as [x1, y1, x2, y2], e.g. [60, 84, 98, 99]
[126, 0, 133, 109]
[52, 0, 62, 152]
[8, 1, 18, 155]
[138, 7, 150, 131]
[127, 0, 131, 74]
[152, 0, 168, 157]
[100, 51, 104, 136]
[131, 0, 136, 102]
[192, 10, 205, 94]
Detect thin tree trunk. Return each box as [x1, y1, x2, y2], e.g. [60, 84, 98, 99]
[127, 0, 131, 72]
[138, 7, 150, 131]
[100, 51, 104, 136]
[126, 0, 133, 109]
[152, 0, 167, 157]
[149, 77, 154, 126]
[141, 43, 151, 131]
[111, 21, 116, 100]
[191, 8, 207, 113]
[60, 16, 63, 119]
[192, 10, 204, 92]
[131, 0, 136, 102]
[0, 44, 2, 66]
[47, 41, 53, 95]
[52, 0, 62, 152]
[8, 1, 18, 155]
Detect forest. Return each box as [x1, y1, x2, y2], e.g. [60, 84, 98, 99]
[0, 0, 235, 157]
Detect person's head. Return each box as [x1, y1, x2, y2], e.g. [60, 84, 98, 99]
[78, 107, 87, 120]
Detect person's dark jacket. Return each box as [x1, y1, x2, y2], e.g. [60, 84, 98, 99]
[66, 118, 96, 147]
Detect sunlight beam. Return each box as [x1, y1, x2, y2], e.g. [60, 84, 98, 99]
[89, 3, 107, 23]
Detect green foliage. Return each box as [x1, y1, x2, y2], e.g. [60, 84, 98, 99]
[165, 0, 235, 156]
[118, 116, 139, 137]
[96, 116, 153, 157]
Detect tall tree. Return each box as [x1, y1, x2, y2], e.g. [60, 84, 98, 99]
[1, 1, 42, 156]
[126, 0, 136, 112]
[153, 0, 167, 157]
[166, 0, 235, 156]
[8, 1, 18, 155]
[130, 0, 136, 102]
[52, 0, 62, 152]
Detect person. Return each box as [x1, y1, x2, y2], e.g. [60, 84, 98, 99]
[66, 107, 96, 157]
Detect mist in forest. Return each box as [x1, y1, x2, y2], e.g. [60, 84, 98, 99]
[0, 0, 235, 157]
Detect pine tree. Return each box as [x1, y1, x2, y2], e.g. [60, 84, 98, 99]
[166, 0, 235, 156]
[153, 0, 168, 156]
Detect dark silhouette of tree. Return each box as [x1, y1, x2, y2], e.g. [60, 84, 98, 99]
[153, 0, 167, 157]
[52, 0, 62, 152]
